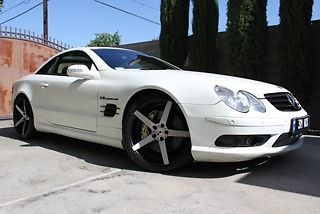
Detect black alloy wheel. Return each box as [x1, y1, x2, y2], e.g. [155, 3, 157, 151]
[122, 94, 193, 172]
[13, 95, 37, 139]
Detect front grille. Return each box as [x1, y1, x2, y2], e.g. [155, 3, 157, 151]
[264, 92, 301, 111]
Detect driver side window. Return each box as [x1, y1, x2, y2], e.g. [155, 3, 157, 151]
[36, 51, 95, 76]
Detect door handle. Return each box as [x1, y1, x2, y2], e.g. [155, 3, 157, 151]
[40, 82, 49, 88]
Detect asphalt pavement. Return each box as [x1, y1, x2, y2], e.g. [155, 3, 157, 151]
[0, 119, 319, 214]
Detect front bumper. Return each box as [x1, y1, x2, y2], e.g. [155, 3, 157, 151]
[191, 136, 303, 162]
[180, 102, 308, 162]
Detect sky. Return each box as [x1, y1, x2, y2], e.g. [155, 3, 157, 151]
[0, 0, 319, 47]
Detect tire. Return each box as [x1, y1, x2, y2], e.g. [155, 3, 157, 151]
[122, 94, 193, 172]
[13, 95, 37, 139]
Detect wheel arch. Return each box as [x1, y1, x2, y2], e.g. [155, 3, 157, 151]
[12, 80, 34, 111]
[12, 91, 33, 112]
[122, 88, 189, 129]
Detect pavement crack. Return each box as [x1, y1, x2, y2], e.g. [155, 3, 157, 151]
[0, 169, 121, 208]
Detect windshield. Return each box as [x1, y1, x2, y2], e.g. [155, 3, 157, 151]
[92, 48, 179, 70]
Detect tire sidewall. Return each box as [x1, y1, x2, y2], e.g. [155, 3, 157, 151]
[122, 95, 192, 172]
[13, 95, 36, 139]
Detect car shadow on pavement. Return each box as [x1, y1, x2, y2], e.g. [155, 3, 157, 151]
[0, 126, 272, 178]
[0, 126, 319, 197]
[235, 136, 320, 198]
[0, 126, 140, 172]
[170, 136, 320, 198]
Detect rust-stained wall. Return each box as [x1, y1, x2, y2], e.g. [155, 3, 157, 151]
[0, 38, 59, 118]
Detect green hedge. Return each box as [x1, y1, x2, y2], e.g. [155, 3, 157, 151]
[279, 0, 314, 106]
[160, 0, 190, 68]
[226, 0, 267, 80]
[189, 0, 219, 71]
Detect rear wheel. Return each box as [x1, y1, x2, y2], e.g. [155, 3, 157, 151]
[122, 95, 193, 172]
[13, 95, 37, 139]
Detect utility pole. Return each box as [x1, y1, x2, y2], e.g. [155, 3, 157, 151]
[43, 0, 48, 43]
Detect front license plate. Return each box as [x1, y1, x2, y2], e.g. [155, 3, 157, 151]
[290, 116, 310, 134]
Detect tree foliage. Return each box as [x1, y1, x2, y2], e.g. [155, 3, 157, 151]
[160, 0, 190, 68]
[279, 0, 314, 105]
[87, 32, 121, 47]
[189, 0, 219, 71]
[0, 0, 3, 10]
[226, 0, 267, 80]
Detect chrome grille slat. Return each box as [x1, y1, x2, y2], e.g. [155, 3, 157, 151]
[264, 92, 301, 111]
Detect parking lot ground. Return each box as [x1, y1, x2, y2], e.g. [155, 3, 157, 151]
[0, 119, 319, 214]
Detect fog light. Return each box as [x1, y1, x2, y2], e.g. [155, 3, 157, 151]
[215, 135, 271, 147]
[244, 137, 253, 146]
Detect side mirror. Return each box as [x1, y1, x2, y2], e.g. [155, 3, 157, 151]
[67, 65, 95, 79]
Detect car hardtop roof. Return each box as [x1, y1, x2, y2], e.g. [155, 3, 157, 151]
[66, 46, 138, 52]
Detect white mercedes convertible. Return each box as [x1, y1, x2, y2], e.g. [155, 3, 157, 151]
[12, 47, 309, 171]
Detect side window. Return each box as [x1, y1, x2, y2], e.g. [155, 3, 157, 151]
[37, 51, 95, 76]
[36, 57, 57, 75]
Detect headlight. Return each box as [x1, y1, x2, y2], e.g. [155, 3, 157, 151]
[240, 91, 266, 113]
[214, 86, 250, 113]
[214, 86, 266, 113]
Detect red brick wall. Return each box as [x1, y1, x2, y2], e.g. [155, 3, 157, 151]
[0, 38, 59, 118]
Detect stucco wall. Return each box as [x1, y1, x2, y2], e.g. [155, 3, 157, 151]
[0, 38, 59, 118]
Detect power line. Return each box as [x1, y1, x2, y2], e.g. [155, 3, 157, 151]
[0, 1, 43, 26]
[0, 0, 30, 15]
[130, 0, 159, 11]
[93, 0, 160, 25]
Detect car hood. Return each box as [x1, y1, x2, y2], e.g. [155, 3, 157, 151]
[103, 68, 289, 105]
[145, 69, 288, 99]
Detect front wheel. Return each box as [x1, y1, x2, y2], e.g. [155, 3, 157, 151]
[122, 95, 193, 172]
[13, 95, 37, 139]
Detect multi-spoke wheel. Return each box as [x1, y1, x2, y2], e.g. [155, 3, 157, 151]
[122, 94, 193, 172]
[13, 95, 37, 139]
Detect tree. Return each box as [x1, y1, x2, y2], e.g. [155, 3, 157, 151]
[87, 32, 121, 47]
[160, 0, 190, 68]
[279, 0, 314, 106]
[0, 0, 4, 10]
[189, 0, 219, 71]
[226, 0, 267, 80]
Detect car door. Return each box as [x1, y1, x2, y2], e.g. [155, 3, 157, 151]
[36, 51, 100, 132]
